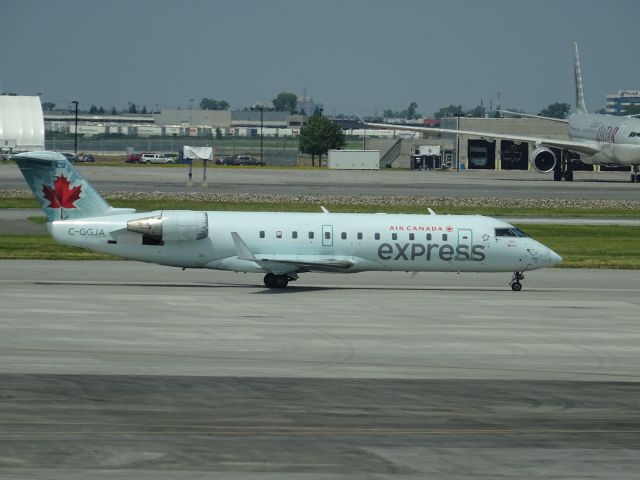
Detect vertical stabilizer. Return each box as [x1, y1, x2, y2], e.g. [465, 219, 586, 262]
[573, 42, 588, 113]
[13, 151, 111, 222]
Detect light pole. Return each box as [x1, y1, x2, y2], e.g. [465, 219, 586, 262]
[260, 106, 264, 165]
[72, 100, 79, 155]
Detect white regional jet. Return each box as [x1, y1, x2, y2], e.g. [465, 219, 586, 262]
[14, 152, 561, 290]
[362, 43, 640, 183]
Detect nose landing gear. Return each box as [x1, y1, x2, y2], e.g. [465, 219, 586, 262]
[509, 271, 525, 291]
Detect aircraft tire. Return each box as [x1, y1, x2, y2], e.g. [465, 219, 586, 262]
[511, 281, 522, 292]
[264, 273, 289, 289]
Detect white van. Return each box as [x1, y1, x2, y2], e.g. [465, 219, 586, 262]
[141, 153, 175, 164]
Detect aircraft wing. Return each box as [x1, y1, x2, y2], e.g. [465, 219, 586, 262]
[231, 232, 355, 274]
[363, 121, 601, 157]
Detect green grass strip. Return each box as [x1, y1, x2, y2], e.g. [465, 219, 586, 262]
[0, 236, 114, 260]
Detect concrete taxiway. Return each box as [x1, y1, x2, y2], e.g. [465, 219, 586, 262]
[2, 163, 640, 200]
[1, 261, 639, 478]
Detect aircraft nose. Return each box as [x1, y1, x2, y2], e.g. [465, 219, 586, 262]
[546, 248, 563, 266]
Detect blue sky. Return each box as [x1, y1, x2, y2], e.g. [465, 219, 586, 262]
[1, 0, 638, 116]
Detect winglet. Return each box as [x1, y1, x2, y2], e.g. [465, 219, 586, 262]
[320, 206, 329, 213]
[231, 232, 256, 261]
[428, 208, 436, 216]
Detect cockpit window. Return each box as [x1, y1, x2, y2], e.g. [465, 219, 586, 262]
[630, 132, 636, 137]
[495, 227, 529, 238]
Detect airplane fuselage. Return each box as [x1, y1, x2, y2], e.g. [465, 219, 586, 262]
[49, 211, 560, 274]
[567, 112, 640, 165]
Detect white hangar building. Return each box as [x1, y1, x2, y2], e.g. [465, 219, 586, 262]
[0, 95, 45, 153]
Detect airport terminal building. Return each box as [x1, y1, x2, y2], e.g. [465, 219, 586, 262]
[40, 107, 591, 171]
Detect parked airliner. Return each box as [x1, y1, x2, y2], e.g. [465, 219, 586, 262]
[14, 151, 561, 290]
[362, 43, 640, 182]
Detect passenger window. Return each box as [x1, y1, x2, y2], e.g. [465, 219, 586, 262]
[276, 231, 282, 239]
[308, 231, 314, 239]
[409, 233, 414, 240]
[341, 232, 347, 240]
[442, 234, 448, 241]
[357, 232, 363, 240]
[392, 233, 397, 240]
[292, 231, 298, 239]
[259, 231, 265, 238]
[426, 233, 432, 241]
[374, 233, 380, 240]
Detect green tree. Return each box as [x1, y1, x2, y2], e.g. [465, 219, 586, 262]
[383, 102, 420, 119]
[141, 105, 148, 114]
[97, 106, 105, 115]
[405, 102, 418, 120]
[434, 104, 464, 118]
[199, 98, 230, 110]
[89, 105, 98, 114]
[273, 92, 298, 114]
[41, 102, 56, 111]
[299, 115, 346, 167]
[466, 105, 486, 117]
[539, 102, 570, 119]
[128, 103, 137, 114]
[111, 106, 117, 115]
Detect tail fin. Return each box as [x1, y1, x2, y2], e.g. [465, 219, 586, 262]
[573, 42, 588, 113]
[13, 151, 111, 222]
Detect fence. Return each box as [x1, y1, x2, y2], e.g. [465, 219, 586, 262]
[45, 136, 300, 166]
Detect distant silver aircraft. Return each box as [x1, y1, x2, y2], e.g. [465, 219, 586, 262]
[14, 152, 561, 290]
[362, 43, 640, 183]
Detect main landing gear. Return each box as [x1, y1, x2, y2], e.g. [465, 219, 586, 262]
[509, 272, 525, 291]
[631, 166, 640, 183]
[264, 273, 292, 289]
[553, 151, 574, 182]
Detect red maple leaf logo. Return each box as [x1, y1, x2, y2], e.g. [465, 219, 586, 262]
[42, 175, 82, 209]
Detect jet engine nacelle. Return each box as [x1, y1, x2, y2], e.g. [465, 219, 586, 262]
[528, 147, 557, 173]
[127, 210, 208, 242]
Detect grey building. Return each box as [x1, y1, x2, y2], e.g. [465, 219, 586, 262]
[153, 109, 231, 128]
[605, 90, 640, 115]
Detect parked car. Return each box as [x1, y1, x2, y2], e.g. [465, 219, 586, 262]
[216, 154, 264, 166]
[77, 153, 95, 162]
[60, 152, 77, 162]
[125, 151, 154, 164]
[126, 152, 142, 163]
[216, 155, 236, 165]
[141, 152, 175, 164]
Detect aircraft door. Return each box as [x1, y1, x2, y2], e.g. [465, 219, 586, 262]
[322, 225, 333, 247]
[457, 228, 473, 260]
